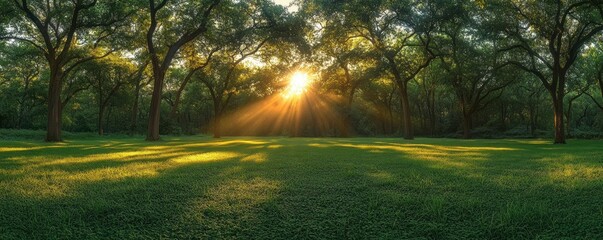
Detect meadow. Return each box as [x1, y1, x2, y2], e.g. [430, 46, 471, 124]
[1, 136, 602, 239]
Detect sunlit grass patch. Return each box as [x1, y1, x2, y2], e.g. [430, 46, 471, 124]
[172, 152, 242, 164]
[0, 137, 602, 239]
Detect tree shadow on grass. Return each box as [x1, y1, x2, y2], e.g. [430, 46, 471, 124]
[1, 138, 602, 239]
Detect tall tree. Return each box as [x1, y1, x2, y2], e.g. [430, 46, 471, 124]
[583, 40, 603, 111]
[144, 0, 220, 141]
[316, 0, 436, 139]
[310, 9, 382, 136]
[199, 0, 306, 138]
[0, 43, 45, 129]
[436, 1, 513, 138]
[1, 0, 132, 141]
[86, 56, 147, 135]
[492, 0, 603, 143]
[167, 42, 219, 121]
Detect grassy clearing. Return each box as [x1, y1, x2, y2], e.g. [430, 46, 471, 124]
[1, 136, 602, 239]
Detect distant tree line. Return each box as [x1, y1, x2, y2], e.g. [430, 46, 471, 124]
[1, 0, 602, 144]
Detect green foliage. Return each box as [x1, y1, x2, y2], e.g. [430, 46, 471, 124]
[1, 0, 603, 140]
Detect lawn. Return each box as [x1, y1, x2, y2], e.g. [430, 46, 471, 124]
[1, 136, 602, 239]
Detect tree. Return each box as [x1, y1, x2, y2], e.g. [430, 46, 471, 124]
[309, 7, 382, 136]
[436, 1, 513, 138]
[361, 78, 398, 135]
[144, 0, 220, 141]
[86, 55, 147, 135]
[1, 0, 133, 141]
[167, 44, 218, 122]
[492, 0, 603, 143]
[315, 0, 436, 139]
[0, 43, 46, 129]
[582, 39, 603, 111]
[199, 0, 306, 138]
[411, 62, 447, 136]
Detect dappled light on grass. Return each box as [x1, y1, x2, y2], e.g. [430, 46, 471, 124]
[0, 147, 32, 152]
[172, 152, 242, 164]
[1, 137, 603, 238]
[178, 139, 271, 148]
[241, 152, 269, 163]
[308, 142, 518, 168]
[0, 162, 173, 199]
[188, 177, 281, 223]
[549, 165, 603, 182]
[0, 139, 277, 199]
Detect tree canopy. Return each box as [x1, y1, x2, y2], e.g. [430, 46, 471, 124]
[1, 0, 603, 143]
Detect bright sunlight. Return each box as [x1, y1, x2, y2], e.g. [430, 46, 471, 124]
[283, 71, 312, 99]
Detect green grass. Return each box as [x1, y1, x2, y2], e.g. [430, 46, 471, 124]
[1, 136, 602, 239]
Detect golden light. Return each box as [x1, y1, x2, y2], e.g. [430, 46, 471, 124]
[214, 69, 351, 137]
[283, 71, 311, 98]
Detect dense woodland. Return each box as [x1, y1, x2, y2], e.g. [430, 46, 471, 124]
[1, 0, 603, 143]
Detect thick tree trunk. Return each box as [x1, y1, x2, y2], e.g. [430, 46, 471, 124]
[398, 83, 413, 140]
[212, 101, 222, 138]
[462, 113, 473, 139]
[340, 90, 356, 137]
[46, 68, 63, 142]
[387, 57, 414, 139]
[146, 71, 165, 141]
[98, 105, 106, 136]
[213, 116, 222, 138]
[553, 98, 566, 144]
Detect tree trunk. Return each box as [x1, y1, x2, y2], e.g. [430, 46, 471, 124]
[565, 105, 572, 138]
[105, 105, 113, 134]
[398, 82, 413, 140]
[387, 56, 414, 139]
[17, 101, 24, 129]
[553, 97, 566, 144]
[46, 68, 63, 142]
[98, 78, 104, 136]
[500, 102, 507, 131]
[565, 99, 574, 138]
[529, 106, 536, 137]
[146, 71, 165, 141]
[386, 86, 395, 135]
[462, 113, 473, 139]
[340, 90, 356, 137]
[98, 105, 106, 136]
[212, 100, 222, 138]
[213, 115, 222, 138]
[388, 106, 394, 135]
[427, 89, 436, 136]
[130, 83, 142, 135]
[17, 77, 30, 129]
[169, 70, 196, 121]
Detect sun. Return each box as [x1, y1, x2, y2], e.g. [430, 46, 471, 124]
[283, 71, 311, 98]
